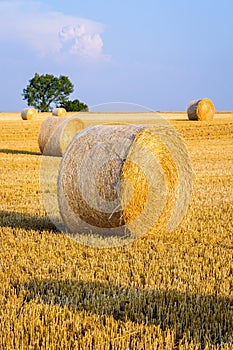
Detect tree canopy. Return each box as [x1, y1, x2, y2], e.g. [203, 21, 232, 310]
[59, 99, 88, 112]
[22, 73, 74, 112]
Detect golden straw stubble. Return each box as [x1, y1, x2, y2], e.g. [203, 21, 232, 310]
[187, 98, 215, 121]
[58, 123, 193, 245]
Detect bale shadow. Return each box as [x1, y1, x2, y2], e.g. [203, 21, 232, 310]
[0, 148, 41, 156]
[13, 278, 233, 347]
[0, 210, 57, 232]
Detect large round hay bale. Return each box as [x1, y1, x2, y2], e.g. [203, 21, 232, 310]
[187, 98, 215, 121]
[52, 107, 67, 117]
[38, 116, 84, 156]
[21, 108, 37, 120]
[58, 124, 193, 244]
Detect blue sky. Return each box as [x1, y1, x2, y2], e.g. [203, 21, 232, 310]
[0, 0, 233, 111]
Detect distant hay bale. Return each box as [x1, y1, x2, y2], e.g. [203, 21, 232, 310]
[187, 98, 215, 121]
[58, 124, 193, 243]
[38, 116, 84, 156]
[21, 108, 37, 120]
[52, 108, 67, 117]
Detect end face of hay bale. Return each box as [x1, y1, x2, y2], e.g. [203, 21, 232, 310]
[187, 98, 215, 121]
[21, 108, 37, 120]
[197, 98, 215, 121]
[59, 117, 84, 155]
[52, 108, 67, 117]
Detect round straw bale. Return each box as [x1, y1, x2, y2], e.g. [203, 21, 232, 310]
[38, 116, 84, 156]
[58, 123, 193, 245]
[21, 108, 37, 120]
[187, 98, 215, 121]
[52, 107, 67, 117]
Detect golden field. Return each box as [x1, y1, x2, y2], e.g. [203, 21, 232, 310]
[0, 112, 233, 349]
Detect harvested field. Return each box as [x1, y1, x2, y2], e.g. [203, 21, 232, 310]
[0, 112, 233, 349]
[1, 110, 233, 122]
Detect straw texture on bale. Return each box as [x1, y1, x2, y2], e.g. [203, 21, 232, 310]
[187, 98, 215, 121]
[52, 108, 67, 117]
[58, 124, 193, 242]
[38, 116, 84, 156]
[21, 108, 37, 120]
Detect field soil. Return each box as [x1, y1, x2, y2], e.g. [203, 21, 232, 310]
[0, 112, 233, 349]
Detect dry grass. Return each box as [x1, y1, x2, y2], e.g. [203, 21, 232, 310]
[1, 111, 233, 122]
[0, 114, 233, 349]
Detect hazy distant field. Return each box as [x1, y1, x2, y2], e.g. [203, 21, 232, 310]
[0, 110, 233, 121]
[0, 113, 233, 349]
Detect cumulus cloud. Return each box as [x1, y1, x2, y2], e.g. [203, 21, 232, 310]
[0, 0, 110, 61]
[59, 25, 104, 59]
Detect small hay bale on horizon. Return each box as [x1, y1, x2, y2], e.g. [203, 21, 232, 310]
[21, 108, 38, 120]
[38, 116, 84, 156]
[187, 98, 215, 121]
[52, 108, 67, 117]
[58, 124, 193, 245]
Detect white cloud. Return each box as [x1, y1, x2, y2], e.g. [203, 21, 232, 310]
[59, 25, 86, 42]
[0, 0, 110, 61]
[59, 25, 104, 59]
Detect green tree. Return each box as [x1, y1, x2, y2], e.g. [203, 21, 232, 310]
[22, 73, 74, 112]
[59, 99, 88, 112]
